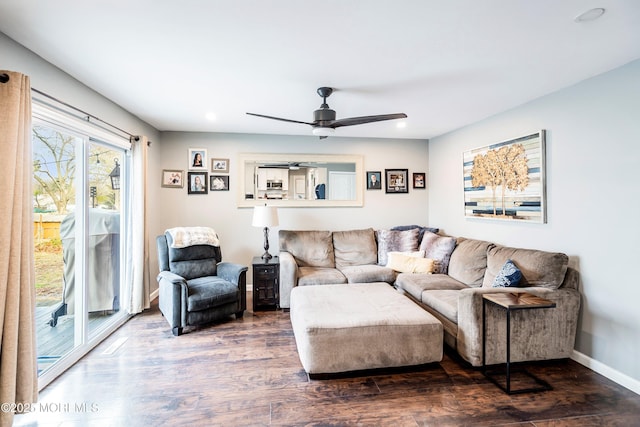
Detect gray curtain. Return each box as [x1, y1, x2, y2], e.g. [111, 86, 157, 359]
[0, 70, 38, 426]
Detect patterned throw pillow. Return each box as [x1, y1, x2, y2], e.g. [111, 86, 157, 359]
[418, 231, 457, 274]
[376, 229, 420, 266]
[492, 259, 523, 288]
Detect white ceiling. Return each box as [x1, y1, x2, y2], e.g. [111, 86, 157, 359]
[1, 1, 639, 139]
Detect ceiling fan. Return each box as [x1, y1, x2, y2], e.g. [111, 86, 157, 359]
[246, 87, 407, 139]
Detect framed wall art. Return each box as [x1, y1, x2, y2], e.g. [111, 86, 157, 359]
[366, 171, 382, 190]
[413, 172, 426, 189]
[161, 169, 184, 188]
[188, 148, 207, 170]
[211, 158, 229, 173]
[385, 169, 408, 193]
[210, 175, 229, 191]
[187, 171, 208, 194]
[463, 130, 546, 223]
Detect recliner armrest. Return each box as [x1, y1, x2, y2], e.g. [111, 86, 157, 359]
[217, 262, 248, 286]
[157, 270, 187, 285]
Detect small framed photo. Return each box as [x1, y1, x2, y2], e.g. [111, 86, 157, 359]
[366, 171, 382, 190]
[211, 158, 229, 173]
[385, 169, 409, 193]
[210, 175, 229, 191]
[188, 148, 207, 170]
[161, 169, 184, 188]
[413, 172, 426, 189]
[187, 172, 208, 194]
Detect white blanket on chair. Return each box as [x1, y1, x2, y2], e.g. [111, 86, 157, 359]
[166, 227, 220, 248]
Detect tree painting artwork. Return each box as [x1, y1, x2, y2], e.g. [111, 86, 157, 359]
[463, 131, 546, 223]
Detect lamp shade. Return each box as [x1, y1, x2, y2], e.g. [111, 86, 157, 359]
[252, 206, 279, 228]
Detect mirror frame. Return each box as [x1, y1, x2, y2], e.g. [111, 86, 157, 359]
[237, 153, 364, 208]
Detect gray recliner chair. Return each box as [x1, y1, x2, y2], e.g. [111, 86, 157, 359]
[156, 231, 247, 336]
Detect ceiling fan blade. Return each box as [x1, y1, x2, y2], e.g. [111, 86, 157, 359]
[329, 113, 407, 128]
[246, 112, 315, 126]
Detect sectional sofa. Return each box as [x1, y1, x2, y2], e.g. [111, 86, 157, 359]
[278, 227, 581, 367]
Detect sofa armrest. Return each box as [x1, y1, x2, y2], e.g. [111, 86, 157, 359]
[456, 286, 581, 366]
[278, 251, 298, 309]
[157, 271, 189, 330]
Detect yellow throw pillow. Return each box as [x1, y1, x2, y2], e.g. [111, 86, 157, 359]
[386, 252, 435, 273]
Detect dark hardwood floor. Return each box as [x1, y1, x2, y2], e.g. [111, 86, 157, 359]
[15, 293, 640, 426]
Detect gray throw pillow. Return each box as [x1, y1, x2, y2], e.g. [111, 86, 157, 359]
[418, 231, 457, 274]
[376, 228, 420, 266]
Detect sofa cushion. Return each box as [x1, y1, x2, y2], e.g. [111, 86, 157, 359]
[387, 252, 435, 274]
[447, 238, 494, 287]
[298, 267, 347, 286]
[396, 273, 467, 301]
[333, 228, 378, 269]
[483, 245, 569, 289]
[338, 265, 396, 284]
[376, 228, 420, 266]
[421, 290, 459, 324]
[491, 259, 523, 288]
[279, 230, 335, 268]
[418, 231, 457, 274]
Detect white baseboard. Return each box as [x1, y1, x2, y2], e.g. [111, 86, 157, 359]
[150, 288, 159, 301]
[571, 350, 640, 395]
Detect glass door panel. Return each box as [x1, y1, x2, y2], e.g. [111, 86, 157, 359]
[87, 143, 123, 337]
[32, 124, 80, 374]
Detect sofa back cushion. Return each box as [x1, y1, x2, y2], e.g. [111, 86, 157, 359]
[482, 245, 569, 289]
[333, 228, 378, 269]
[279, 230, 335, 268]
[447, 238, 495, 287]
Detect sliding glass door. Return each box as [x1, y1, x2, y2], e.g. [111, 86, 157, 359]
[32, 110, 130, 388]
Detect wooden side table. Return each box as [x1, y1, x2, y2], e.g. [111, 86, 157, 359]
[482, 292, 556, 394]
[252, 256, 279, 311]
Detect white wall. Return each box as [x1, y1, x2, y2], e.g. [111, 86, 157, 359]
[149, 132, 429, 289]
[1, 32, 159, 141]
[428, 59, 640, 384]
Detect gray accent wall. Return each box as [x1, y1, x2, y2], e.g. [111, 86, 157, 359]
[428, 59, 640, 388]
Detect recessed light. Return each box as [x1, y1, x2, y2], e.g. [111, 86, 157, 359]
[205, 112, 217, 121]
[396, 121, 407, 129]
[574, 8, 605, 23]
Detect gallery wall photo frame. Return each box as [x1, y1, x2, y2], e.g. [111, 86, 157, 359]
[463, 130, 546, 223]
[187, 171, 208, 194]
[188, 148, 207, 170]
[210, 175, 229, 191]
[161, 169, 184, 188]
[413, 172, 426, 189]
[385, 169, 409, 193]
[366, 171, 382, 190]
[211, 158, 229, 174]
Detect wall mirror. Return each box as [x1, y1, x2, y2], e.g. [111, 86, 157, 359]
[237, 153, 364, 207]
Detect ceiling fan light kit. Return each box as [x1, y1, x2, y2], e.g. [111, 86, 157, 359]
[247, 86, 407, 139]
[312, 127, 335, 137]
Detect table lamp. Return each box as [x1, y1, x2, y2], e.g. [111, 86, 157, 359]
[252, 205, 279, 260]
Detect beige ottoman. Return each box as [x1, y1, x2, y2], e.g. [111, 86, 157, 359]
[290, 282, 443, 376]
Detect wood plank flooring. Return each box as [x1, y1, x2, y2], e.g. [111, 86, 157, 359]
[15, 293, 640, 426]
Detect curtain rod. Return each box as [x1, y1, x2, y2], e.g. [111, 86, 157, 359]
[0, 73, 10, 83]
[31, 87, 136, 140]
